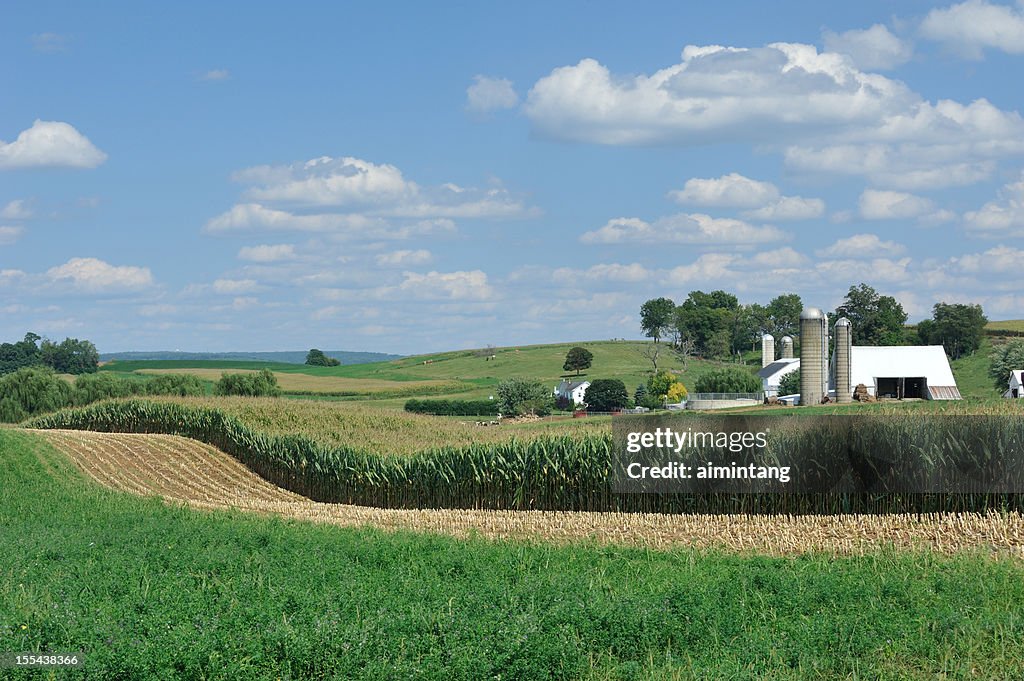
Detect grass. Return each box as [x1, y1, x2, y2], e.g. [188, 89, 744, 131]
[4, 428, 1024, 679]
[134, 368, 463, 396]
[987, 320, 1024, 332]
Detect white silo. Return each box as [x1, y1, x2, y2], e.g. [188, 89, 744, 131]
[761, 333, 775, 368]
[780, 335, 794, 359]
[799, 307, 828, 406]
[834, 317, 852, 403]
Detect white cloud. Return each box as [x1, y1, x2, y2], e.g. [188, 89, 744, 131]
[205, 203, 381, 233]
[581, 213, 787, 245]
[815, 257, 913, 283]
[953, 245, 1024, 273]
[816, 233, 907, 258]
[212, 278, 259, 294]
[375, 249, 433, 267]
[46, 257, 153, 292]
[0, 120, 107, 170]
[750, 247, 808, 268]
[2, 199, 32, 219]
[668, 173, 779, 208]
[398, 270, 494, 300]
[238, 156, 415, 206]
[201, 69, 230, 81]
[466, 76, 519, 113]
[742, 196, 826, 221]
[920, 0, 1024, 57]
[822, 24, 913, 70]
[237, 244, 297, 262]
[0, 226, 23, 245]
[552, 263, 653, 284]
[859, 189, 936, 219]
[963, 172, 1024, 235]
[666, 253, 739, 284]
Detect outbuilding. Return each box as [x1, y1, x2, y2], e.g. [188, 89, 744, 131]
[757, 359, 800, 398]
[845, 345, 961, 400]
[1003, 370, 1024, 399]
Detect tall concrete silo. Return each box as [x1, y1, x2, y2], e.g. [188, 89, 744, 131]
[761, 333, 775, 368]
[834, 317, 852, 403]
[799, 307, 828, 405]
[780, 335, 794, 359]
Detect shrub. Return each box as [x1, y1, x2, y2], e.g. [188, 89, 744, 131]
[666, 382, 688, 403]
[0, 366, 74, 422]
[583, 379, 629, 412]
[404, 399, 499, 416]
[778, 369, 800, 396]
[146, 373, 206, 397]
[694, 367, 761, 394]
[214, 369, 281, 397]
[990, 340, 1024, 391]
[496, 377, 553, 417]
[73, 372, 144, 405]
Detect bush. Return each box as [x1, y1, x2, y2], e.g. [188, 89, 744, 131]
[583, 379, 629, 412]
[0, 366, 75, 422]
[146, 373, 206, 397]
[214, 369, 281, 397]
[73, 373, 144, 405]
[496, 378, 553, 417]
[404, 399, 498, 416]
[990, 340, 1024, 391]
[778, 369, 800, 396]
[305, 349, 341, 367]
[694, 367, 761, 394]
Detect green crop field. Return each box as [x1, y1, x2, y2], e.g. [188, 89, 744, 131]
[987, 320, 1024, 333]
[5, 428, 1024, 679]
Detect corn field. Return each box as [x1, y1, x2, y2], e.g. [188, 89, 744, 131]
[24, 399, 1024, 514]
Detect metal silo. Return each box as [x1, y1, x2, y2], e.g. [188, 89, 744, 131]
[780, 335, 794, 359]
[799, 307, 828, 405]
[834, 317, 852, 403]
[761, 333, 775, 368]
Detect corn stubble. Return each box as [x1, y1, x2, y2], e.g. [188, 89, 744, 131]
[39, 429, 1024, 557]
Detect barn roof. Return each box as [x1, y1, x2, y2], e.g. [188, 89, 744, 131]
[757, 359, 799, 380]
[849, 346, 957, 388]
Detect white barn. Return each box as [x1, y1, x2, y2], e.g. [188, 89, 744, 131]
[553, 379, 590, 406]
[1003, 370, 1024, 399]
[757, 359, 800, 397]
[843, 346, 961, 400]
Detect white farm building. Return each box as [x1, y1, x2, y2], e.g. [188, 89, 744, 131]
[553, 379, 590, 406]
[845, 345, 961, 400]
[758, 359, 800, 398]
[1003, 370, 1024, 399]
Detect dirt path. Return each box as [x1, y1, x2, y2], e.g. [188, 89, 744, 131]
[36, 428, 1024, 557]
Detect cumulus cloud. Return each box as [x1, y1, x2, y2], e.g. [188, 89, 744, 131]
[816, 233, 907, 258]
[237, 244, 296, 262]
[524, 43, 1024, 188]
[46, 257, 152, 292]
[953, 245, 1024, 273]
[859, 189, 936, 219]
[668, 173, 778, 208]
[375, 249, 433, 267]
[398, 270, 494, 300]
[0, 226, 24, 245]
[238, 156, 415, 206]
[552, 263, 653, 284]
[0, 120, 107, 169]
[205, 203, 382, 233]
[666, 253, 739, 284]
[750, 247, 808, 268]
[963, 172, 1024, 235]
[742, 196, 825, 221]
[466, 75, 519, 113]
[920, 0, 1024, 57]
[1, 199, 32, 219]
[822, 24, 913, 70]
[212, 278, 259, 294]
[581, 213, 788, 244]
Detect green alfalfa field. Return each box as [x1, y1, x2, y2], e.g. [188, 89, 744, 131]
[4, 428, 1024, 680]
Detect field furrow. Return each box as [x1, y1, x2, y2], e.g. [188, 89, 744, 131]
[36, 429, 1024, 557]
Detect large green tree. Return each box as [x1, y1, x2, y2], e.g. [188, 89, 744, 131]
[673, 290, 738, 358]
[562, 346, 593, 376]
[39, 338, 99, 374]
[694, 367, 761, 394]
[305, 349, 341, 366]
[583, 379, 629, 412]
[495, 378, 553, 416]
[834, 284, 907, 346]
[989, 340, 1024, 391]
[0, 332, 42, 375]
[639, 297, 675, 343]
[767, 293, 803, 339]
[920, 303, 987, 359]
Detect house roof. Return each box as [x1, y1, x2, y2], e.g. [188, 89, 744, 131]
[1010, 370, 1024, 385]
[757, 359, 799, 380]
[556, 379, 590, 391]
[849, 346, 957, 388]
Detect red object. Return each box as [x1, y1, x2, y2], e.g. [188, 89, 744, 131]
[573, 410, 587, 418]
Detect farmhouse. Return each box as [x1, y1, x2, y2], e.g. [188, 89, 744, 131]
[757, 359, 800, 398]
[553, 379, 590, 406]
[1003, 370, 1024, 398]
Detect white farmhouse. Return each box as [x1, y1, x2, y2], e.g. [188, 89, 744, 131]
[757, 359, 800, 397]
[1003, 370, 1024, 399]
[553, 379, 590, 406]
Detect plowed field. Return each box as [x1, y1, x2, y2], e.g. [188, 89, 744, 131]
[38, 429, 1024, 557]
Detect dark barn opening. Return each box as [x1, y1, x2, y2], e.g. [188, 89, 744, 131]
[876, 377, 927, 399]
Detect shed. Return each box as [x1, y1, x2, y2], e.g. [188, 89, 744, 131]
[757, 358, 800, 398]
[846, 346, 960, 400]
[1003, 370, 1024, 399]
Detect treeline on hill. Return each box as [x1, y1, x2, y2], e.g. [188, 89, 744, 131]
[404, 399, 499, 416]
[640, 284, 988, 361]
[0, 332, 100, 375]
[25, 399, 1024, 514]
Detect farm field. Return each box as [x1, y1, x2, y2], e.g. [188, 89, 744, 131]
[6, 428, 1024, 679]
[986, 319, 1024, 333]
[134, 367, 461, 396]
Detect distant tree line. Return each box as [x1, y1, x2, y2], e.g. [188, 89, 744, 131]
[404, 399, 499, 416]
[1, 332, 100, 375]
[305, 349, 341, 367]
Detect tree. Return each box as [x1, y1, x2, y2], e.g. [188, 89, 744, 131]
[0, 366, 75, 422]
[730, 303, 769, 356]
[305, 348, 340, 366]
[834, 283, 907, 346]
[562, 346, 593, 376]
[583, 379, 629, 412]
[639, 343, 662, 372]
[778, 369, 800, 397]
[38, 338, 99, 374]
[989, 340, 1024, 391]
[640, 297, 675, 343]
[495, 377, 553, 416]
[921, 303, 987, 359]
[694, 367, 761, 394]
[634, 383, 648, 406]
[767, 293, 802, 339]
[214, 369, 281, 397]
[674, 290, 738, 358]
[0, 332, 42, 375]
[666, 382, 688, 403]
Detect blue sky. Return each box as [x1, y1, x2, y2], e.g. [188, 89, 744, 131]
[3, 1, 1024, 354]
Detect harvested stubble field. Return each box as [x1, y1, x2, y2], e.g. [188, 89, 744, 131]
[39, 429, 1024, 557]
[135, 367, 461, 395]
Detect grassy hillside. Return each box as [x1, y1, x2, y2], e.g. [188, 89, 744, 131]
[987, 320, 1024, 333]
[6, 428, 1024, 678]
